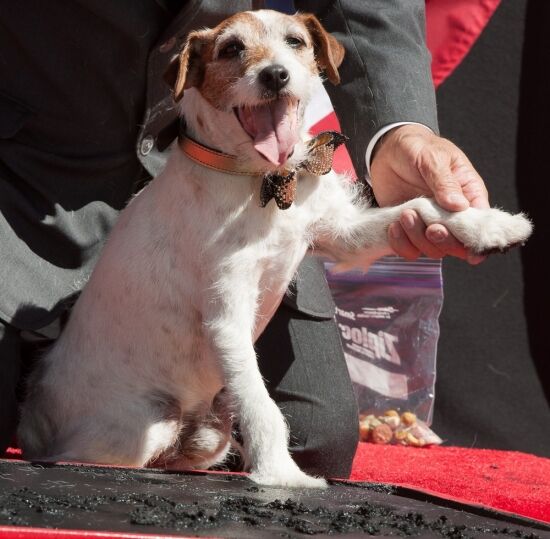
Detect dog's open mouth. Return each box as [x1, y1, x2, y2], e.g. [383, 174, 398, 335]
[234, 98, 300, 166]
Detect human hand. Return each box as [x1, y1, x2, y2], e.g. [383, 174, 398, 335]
[370, 124, 490, 263]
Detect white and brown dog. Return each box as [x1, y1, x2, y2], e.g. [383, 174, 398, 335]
[18, 10, 532, 488]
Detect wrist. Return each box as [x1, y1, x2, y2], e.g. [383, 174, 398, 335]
[367, 123, 434, 178]
[378, 123, 434, 153]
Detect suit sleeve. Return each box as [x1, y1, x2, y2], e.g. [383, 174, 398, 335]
[294, 0, 438, 180]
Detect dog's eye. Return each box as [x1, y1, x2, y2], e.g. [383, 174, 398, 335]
[285, 36, 305, 48]
[219, 40, 245, 59]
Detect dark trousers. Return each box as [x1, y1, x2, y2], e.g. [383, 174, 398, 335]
[0, 322, 20, 452]
[256, 304, 359, 477]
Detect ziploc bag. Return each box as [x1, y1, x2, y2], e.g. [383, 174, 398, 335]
[325, 257, 444, 446]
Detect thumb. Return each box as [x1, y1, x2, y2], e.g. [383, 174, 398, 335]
[433, 181, 470, 212]
[417, 147, 469, 212]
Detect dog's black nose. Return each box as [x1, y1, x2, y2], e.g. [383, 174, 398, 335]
[259, 64, 290, 92]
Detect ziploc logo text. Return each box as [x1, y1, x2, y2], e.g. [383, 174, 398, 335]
[337, 323, 400, 365]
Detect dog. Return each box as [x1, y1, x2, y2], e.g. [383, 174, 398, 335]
[18, 10, 532, 488]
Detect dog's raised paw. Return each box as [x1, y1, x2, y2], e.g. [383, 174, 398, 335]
[447, 208, 533, 256]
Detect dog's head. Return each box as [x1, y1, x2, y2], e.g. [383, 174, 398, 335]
[165, 10, 345, 170]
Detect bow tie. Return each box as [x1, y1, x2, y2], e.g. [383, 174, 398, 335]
[259, 131, 348, 210]
[178, 131, 348, 210]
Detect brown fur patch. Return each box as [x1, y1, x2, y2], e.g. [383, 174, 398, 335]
[194, 12, 266, 108]
[199, 59, 240, 109]
[295, 13, 345, 84]
[243, 44, 273, 70]
[215, 11, 264, 37]
[169, 29, 213, 101]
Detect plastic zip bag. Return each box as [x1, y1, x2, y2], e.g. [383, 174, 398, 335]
[326, 256, 444, 446]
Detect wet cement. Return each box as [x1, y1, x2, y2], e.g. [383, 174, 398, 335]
[0, 460, 548, 538]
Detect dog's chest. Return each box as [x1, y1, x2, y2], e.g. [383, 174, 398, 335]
[199, 186, 312, 297]
[260, 221, 308, 281]
[164, 161, 320, 304]
[227, 203, 310, 278]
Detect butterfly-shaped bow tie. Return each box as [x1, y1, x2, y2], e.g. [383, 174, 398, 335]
[260, 131, 348, 210]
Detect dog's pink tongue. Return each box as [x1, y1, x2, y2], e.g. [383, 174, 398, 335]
[239, 100, 298, 166]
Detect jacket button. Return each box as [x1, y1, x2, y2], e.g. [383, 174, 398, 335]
[140, 135, 154, 156]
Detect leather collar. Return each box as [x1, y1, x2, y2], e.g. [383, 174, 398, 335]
[178, 131, 347, 209]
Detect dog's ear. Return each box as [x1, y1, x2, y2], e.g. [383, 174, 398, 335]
[298, 14, 345, 85]
[164, 30, 211, 102]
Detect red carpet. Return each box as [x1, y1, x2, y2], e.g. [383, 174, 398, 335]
[350, 443, 550, 524]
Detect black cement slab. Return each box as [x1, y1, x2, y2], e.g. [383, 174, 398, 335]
[0, 460, 548, 538]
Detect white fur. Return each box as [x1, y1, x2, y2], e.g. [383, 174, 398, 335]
[18, 10, 532, 489]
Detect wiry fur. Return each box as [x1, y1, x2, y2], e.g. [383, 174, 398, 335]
[18, 10, 532, 488]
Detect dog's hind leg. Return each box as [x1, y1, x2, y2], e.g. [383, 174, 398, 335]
[19, 385, 180, 468]
[20, 418, 178, 468]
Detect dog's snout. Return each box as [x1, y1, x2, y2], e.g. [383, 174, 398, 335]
[259, 64, 290, 92]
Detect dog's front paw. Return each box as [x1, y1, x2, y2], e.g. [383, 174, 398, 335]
[250, 468, 327, 489]
[249, 456, 327, 489]
[447, 208, 533, 255]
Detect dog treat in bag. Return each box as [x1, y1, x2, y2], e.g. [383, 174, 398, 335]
[359, 410, 442, 446]
[326, 257, 444, 447]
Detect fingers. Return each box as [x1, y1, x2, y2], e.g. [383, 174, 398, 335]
[416, 138, 491, 212]
[369, 125, 490, 213]
[417, 145, 470, 211]
[462, 175, 491, 210]
[388, 211, 486, 264]
[389, 210, 444, 260]
[424, 223, 486, 264]
[424, 224, 467, 259]
[388, 222, 421, 260]
[370, 126, 492, 263]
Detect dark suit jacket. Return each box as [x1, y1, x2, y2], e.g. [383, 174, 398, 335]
[0, 0, 437, 329]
